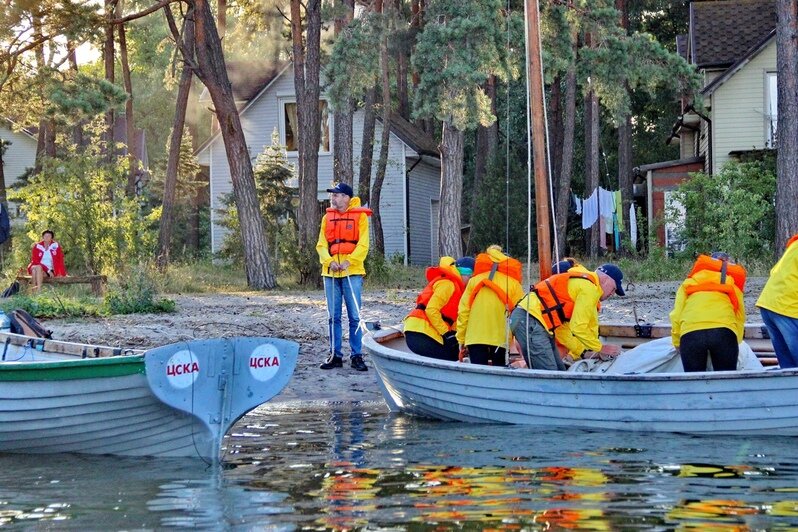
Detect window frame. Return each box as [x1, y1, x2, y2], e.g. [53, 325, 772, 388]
[765, 71, 778, 148]
[278, 98, 332, 155]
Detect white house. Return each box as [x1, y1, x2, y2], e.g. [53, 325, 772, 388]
[195, 63, 443, 266]
[636, 0, 777, 249]
[0, 118, 37, 191]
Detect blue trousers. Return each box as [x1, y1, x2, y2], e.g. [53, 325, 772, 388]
[324, 275, 363, 359]
[760, 307, 798, 368]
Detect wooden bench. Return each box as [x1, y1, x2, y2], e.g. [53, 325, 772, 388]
[16, 275, 108, 296]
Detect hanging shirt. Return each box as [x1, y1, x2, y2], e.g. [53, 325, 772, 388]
[629, 204, 638, 249]
[599, 187, 616, 233]
[573, 193, 582, 215]
[581, 189, 598, 229]
[614, 190, 623, 227]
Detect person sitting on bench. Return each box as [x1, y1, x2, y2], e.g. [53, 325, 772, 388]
[27, 230, 67, 291]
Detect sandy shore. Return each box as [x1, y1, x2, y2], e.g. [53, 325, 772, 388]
[46, 277, 768, 405]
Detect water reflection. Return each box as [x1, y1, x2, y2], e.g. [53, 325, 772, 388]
[1, 403, 798, 529]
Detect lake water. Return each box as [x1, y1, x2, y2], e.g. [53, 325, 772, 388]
[2, 401, 798, 530]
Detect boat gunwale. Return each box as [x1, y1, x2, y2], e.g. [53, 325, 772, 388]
[364, 334, 793, 383]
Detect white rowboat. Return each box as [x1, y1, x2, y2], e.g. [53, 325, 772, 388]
[0, 332, 297, 461]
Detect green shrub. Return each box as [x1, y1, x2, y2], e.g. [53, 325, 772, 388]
[0, 293, 101, 318]
[104, 264, 175, 314]
[668, 158, 776, 260]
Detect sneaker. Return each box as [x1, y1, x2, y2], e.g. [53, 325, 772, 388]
[319, 356, 343, 370]
[350, 356, 368, 372]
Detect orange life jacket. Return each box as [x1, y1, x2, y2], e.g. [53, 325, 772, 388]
[532, 271, 599, 331]
[787, 233, 798, 250]
[406, 267, 465, 328]
[683, 254, 746, 311]
[324, 206, 372, 255]
[467, 253, 523, 309]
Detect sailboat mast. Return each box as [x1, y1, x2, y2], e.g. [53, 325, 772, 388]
[525, 0, 552, 280]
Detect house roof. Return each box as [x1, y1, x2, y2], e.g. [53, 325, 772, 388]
[1, 117, 36, 140]
[195, 63, 440, 159]
[701, 28, 775, 95]
[198, 61, 288, 103]
[378, 114, 438, 157]
[688, 0, 775, 69]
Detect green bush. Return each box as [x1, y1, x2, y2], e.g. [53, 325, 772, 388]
[668, 158, 776, 260]
[104, 264, 175, 314]
[0, 293, 101, 318]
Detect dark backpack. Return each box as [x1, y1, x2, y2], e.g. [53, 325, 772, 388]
[1, 281, 19, 298]
[8, 309, 52, 339]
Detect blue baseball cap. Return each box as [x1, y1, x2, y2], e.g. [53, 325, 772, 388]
[326, 182, 354, 196]
[455, 256, 475, 275]
[596, 263, 625, 296]
[551, 259, 574, 274]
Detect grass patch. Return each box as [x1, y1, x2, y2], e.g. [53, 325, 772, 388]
[157, 260, 250, 293]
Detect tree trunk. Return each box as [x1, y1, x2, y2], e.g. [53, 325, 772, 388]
[438, 121, 464, 258]
[358, 87, 377, 206]
[291, 0, 323, 286]
[217, 0, 226, 40]
[585, 88, 600, 258]
[554, 65, 576, 256]
[67, 44, 84, 148]
[192, 0, 276, 288]
[616, 0, 633, 249]
[118, 17, 138, 197]
[776, 0, 798, 250]
[371, 28, 392, 257]
[470, 75, 497, 231]
[548, 74, 563, 193]
[333, 0, 354, 186]
[104, 0, 117, 162]
[157, 6, 195, 271]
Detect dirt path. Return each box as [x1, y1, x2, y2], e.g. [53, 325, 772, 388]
[46, 277, 768, 404]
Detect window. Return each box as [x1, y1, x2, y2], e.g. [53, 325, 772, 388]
[282, 100, 330, 153]
[766, 72, 778, 148]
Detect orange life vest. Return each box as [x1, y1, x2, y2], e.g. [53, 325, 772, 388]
[467, 253, 523, 309]
[532, 271, 599, 332]
[787, 233, 798, 250]
[683, 254, 746, 311]
[324, 206, 372, 255]
[406, 267, 465, 328]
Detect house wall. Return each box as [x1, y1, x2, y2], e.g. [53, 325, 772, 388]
[0, 124, 36, 187]
[710, 40, 777, 171]
[206, 66, 415, 262]
[407, 159, 441, 266]
[646, 160, 705, 249]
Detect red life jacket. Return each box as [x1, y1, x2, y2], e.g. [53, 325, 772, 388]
[324, 206, 372, 255]
[683, 254, 746, 311]
[532, 271, 599, 332]
[406, 267, 465, 328]
[467, 253, 523, 309]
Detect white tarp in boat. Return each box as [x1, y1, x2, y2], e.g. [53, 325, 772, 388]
[568, 337, 765, 374]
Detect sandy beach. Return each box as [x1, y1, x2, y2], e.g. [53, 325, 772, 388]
[45, 277, 768, 405]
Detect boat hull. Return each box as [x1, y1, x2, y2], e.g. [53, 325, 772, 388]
[365, 332, 798, 435]
[0, 336, 298, 460]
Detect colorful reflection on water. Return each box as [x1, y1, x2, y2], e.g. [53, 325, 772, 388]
[1, 402, 798, 529]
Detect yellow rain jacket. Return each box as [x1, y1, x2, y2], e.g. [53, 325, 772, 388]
[456, 247, 524, 347]
[670, 269, 746, 347]
[546, 266, 604, 356]
[316, 196, 370, 278]
[404, 257, 464, 344]
[757, 235, 798, 319]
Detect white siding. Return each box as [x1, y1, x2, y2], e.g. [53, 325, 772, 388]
[0, 124, 36, 186]
[408, 160, 441, 266]
[711, 40, 777, 171]
[207, 65, 433, 263]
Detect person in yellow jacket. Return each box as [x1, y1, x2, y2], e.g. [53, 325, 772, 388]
[404, 256, 474, 361]
[456, 245, 524, 366]
[511, 263, 624, 370]
[316, 182, 372, 372]
[670, 252, 746, 372]
[757, 234, 798, 368]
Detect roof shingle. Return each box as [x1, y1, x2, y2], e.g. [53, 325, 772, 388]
[689, 0, 775, 68]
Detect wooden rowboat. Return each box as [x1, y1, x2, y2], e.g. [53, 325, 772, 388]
[363, 323, 793, 434]
[0, 332, 297, 461]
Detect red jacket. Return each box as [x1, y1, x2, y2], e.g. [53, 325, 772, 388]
[28, 241, 67, 276]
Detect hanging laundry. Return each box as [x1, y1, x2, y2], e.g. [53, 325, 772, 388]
[630, 204, 638, 249]
[599, 216, 608, 249]
[581, 189, 598, 229]
[614, 190, 623, 227]
[599, 187, 616, 234]
[572, 192, 582, 215]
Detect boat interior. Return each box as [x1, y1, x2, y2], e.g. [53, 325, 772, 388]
[0, 332, 142, 363]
